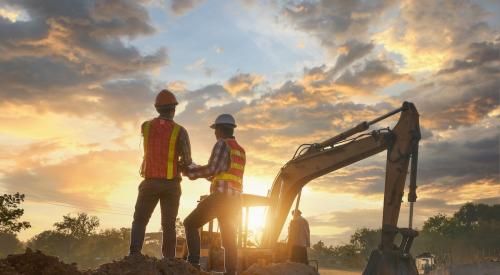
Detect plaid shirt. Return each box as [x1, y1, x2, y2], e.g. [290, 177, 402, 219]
[184, 137, 241, 194]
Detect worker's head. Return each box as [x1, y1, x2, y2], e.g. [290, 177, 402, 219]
[292, 209, 302, 217]
[211, 114, 236, 139]
[155, 89, 178, 118]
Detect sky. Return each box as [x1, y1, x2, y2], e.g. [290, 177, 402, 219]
[0, 0, 498, 245]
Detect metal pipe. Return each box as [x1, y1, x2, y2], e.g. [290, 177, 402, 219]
[319, 105, 404, 148]
[294, 190, 302, 213]
[409, 202, 414, 229]
[368, 106, 404, 126]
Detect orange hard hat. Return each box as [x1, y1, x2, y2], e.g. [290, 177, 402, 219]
[155, 89, 178, 107]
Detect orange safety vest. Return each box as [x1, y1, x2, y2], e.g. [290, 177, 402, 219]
[141, 118, 181, 179]
[212, 138, 246, 192]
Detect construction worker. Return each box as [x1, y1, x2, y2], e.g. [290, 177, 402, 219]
[287, 209, 310, 264]
[129, 89, 192, 258]
[183, 114, 245, 275]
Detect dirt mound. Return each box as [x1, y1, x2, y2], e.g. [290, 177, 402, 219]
[242, 262, 320, 275]
[89, 254, 209, 275]
[0, 248, 81, 275]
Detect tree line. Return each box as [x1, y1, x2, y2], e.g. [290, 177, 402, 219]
[1, 192, 499, 270]
[309, 202, 500, 270]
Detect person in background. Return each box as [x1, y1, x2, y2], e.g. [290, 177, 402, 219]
[287, 209, 310, 264]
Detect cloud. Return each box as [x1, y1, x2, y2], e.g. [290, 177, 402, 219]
[334, 59, 413, 95]
[0, 147, 140, 211]
[0, 0, 166, 122]
[166, 81, 188, 93]
[0, 138, 140, 210]
[170, 0, 206, 16]
[375, 0, 496, 72]
[400, 40, 499, 130]
[224, 73, 264, 95]
[281, 0, 396, 53]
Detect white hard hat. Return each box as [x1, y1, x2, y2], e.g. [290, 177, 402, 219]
[211, 114, 237, 128]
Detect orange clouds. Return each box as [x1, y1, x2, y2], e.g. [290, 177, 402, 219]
[1, 148, 140, 211]
[224, 73, 264, 95]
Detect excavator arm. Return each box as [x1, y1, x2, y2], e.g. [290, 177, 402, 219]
[260, 102, 421, 275]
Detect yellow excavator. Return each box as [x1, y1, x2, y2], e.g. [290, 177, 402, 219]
[199, 101, 421, 274]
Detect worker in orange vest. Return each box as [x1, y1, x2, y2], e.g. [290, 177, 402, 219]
[183, 114, 245, 275]
[129, 89, 193, 258]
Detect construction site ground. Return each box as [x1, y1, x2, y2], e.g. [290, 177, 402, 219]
[0, 249, 324, 275]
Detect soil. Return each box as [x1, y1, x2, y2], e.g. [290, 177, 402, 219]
[89, 254, 209, 275]
[242, 262, 320, 275]
[0, 248, 81, 275]
[0, 249, 209, 275]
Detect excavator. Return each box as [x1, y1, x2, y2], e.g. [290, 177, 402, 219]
[197, 101, 421, 274]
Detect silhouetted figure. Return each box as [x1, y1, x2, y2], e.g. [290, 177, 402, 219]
[287, 209, 310, 264]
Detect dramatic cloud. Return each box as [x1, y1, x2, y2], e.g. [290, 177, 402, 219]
[375, 0, 496, 72]
[401, 40, 499, 130]
[224, 73, 264, 95]
[0, 0, 166, 122]
[281, 0, 396, 52]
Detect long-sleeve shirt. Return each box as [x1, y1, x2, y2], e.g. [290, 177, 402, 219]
[184, 138, 241, 194]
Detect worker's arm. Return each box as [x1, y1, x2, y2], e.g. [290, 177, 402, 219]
[177, 127, 193, 171]
[184, 139, 229, 180]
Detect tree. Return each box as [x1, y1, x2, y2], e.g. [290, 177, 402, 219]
[0, 232, 24, 257]
[54, 212, 99, 239]
[27, 230, 78, 263]
[422, 213, 459, 236]
[0, 193, 31, 233]
[350, 228, 380, 259]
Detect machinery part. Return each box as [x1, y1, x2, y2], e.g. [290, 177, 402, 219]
[258, 102, 420, 275]
[363, 248, 418, 275]
[210, 113, 237, 128]
[155, 89, 178, 107]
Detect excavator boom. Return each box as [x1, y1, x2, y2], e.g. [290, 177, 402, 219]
[259, 102, 421, 275]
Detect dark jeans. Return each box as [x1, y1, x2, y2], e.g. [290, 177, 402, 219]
[130, 178, 181, 258]
[183, 193, 241, 274]
[289, 245, 308, 264]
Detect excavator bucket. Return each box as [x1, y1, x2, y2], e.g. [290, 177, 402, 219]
[363, 249, 418, 275]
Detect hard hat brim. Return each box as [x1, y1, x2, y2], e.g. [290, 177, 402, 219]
[210, 123, 236, 129]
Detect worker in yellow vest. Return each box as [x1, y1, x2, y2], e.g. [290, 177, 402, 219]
[129, 89, 193, 258]
[183, 114, 245, 275]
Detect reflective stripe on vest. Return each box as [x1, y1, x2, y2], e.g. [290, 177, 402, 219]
[141, 118, 181, 179]
[212, 138, 245, 191]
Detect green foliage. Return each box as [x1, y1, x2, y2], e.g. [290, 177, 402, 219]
[27, 230, 78, 263]
[414, 203, 500, 265]
[0, 193, 31, 233]
[310, 203, 500, 270]
[54, 212, 99, 239]
[0, 232, 24, 258]
[350, 228, 380, 259]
